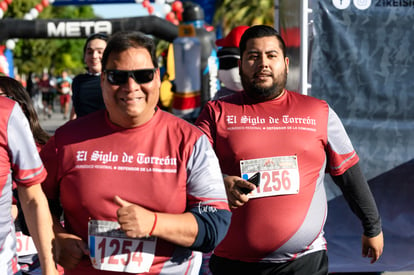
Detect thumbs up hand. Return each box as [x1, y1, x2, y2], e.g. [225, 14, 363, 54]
[114, 196, 156, 238]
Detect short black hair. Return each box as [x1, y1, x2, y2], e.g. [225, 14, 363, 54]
[83, 33, 109, 55]
[101, 31, 158, 70]
[239, 25, 286, 58]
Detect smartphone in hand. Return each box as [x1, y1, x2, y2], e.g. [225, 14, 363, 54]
[240, 172, 260, 194]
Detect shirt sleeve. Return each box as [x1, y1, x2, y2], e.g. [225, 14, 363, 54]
[185, 135, 231, 252]
[8, 103, 46, 187]
[39, 135, 59, 200]
[326, 106, 359, 176]
[331, 162, 382, 237]
[71, 76, 81, 114]
[195, 102, 217, 148]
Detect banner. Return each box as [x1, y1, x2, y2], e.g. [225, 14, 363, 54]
[53, 0, 141, 5]
[311, 0, 414, 272]
[0, 16, 178, 42]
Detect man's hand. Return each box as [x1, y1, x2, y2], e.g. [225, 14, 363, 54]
[114, 196, 155, 238]
[223, 176, 257, 209]
[362, 231, 384, 263]
[53, 232, 89, 270]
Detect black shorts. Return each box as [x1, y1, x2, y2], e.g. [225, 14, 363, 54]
[209, 250, 328, 275]
[42, 92, 55, 105]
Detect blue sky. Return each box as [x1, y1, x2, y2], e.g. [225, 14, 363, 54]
[92, 3, 163, 18]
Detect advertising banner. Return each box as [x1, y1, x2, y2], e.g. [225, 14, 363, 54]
[311, 0, 414, 272]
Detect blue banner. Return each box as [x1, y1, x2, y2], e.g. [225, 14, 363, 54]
[311, 0, 414, 272]
[53, 0, 136, 5]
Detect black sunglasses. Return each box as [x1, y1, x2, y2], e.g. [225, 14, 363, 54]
[104, 69, 156, 85]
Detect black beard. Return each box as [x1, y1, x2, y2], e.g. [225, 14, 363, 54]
[242, 69, 287, 101]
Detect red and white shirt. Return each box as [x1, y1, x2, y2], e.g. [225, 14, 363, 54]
[0, 97, 47, 274]
[196, 90, 359, 262]
[41, 109, 230, 275]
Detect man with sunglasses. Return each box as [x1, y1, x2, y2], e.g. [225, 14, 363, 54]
[40, 31, 231, 275]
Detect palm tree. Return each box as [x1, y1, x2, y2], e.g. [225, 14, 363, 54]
[213, 0, 274, 35]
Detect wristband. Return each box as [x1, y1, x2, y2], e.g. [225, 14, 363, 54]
[148, 213, 157, 237]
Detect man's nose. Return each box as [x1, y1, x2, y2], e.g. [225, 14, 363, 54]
[258, 55, 269, 68]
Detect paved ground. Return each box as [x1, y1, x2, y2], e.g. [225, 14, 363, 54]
[39, 108, 70, 135]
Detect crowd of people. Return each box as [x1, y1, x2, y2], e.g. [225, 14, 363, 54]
[1, 25, 384, 275]
[25, 70, 73, 122]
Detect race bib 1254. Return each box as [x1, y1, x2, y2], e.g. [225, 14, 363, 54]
[88, 220, 157, 273]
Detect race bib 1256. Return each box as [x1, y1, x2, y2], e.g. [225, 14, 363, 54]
[240, 156, 300, 199]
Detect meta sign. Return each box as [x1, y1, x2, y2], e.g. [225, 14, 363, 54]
[47, 20, 112, 37]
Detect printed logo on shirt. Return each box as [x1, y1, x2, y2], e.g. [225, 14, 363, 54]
[197, 201, 218, 214]
[75, 150, 177, 173]
[225, 114, 317, 132]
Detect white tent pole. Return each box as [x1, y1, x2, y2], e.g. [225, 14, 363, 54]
[299, 0, 310, 95]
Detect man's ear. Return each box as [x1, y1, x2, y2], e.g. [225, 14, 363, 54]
[285, 57, 289, 74]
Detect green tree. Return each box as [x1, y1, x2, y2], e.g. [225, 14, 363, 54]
[4, 0, 95, 77]
[213, 0, 274, 35]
